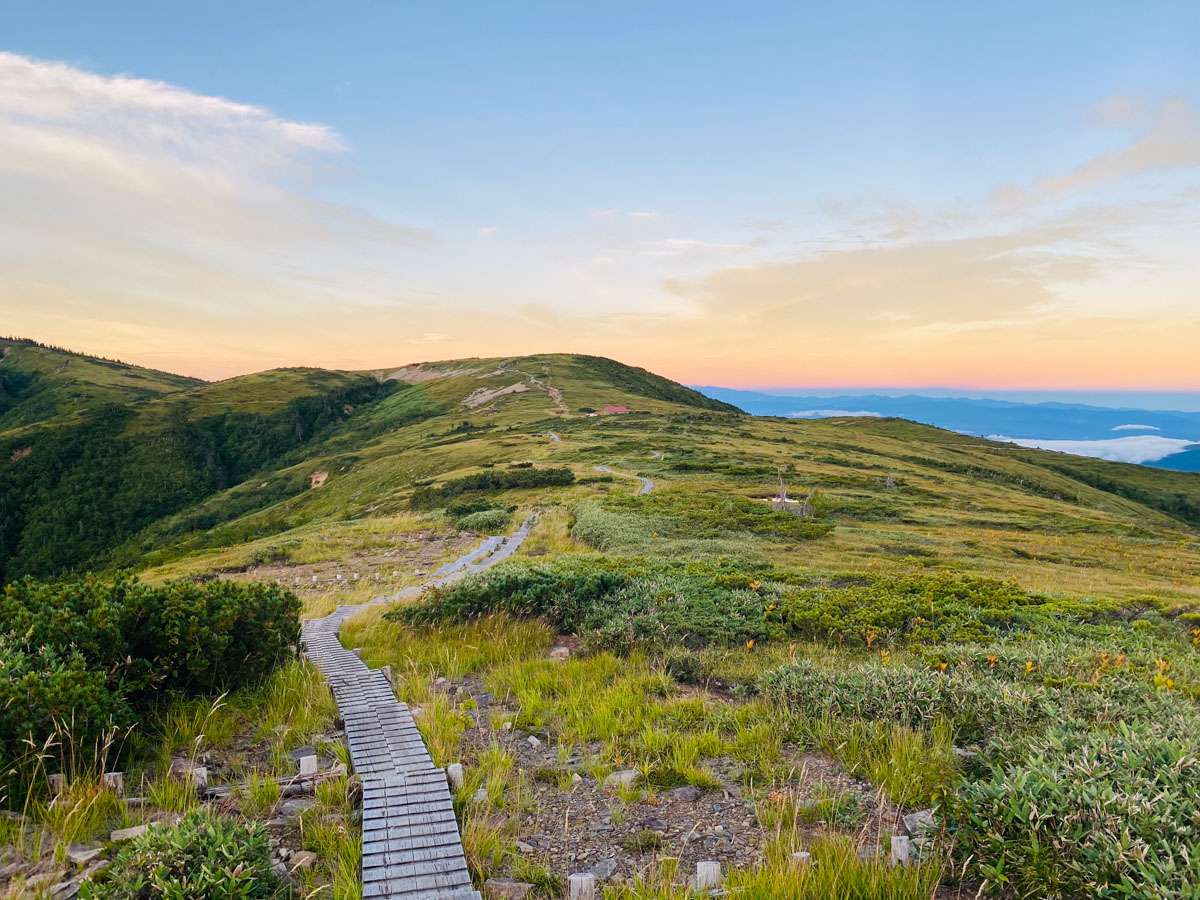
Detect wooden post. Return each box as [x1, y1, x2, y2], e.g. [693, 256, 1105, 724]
[47, 773, 65, 797]
[102, 772, 124, 795]
[789, 851, 811, 869]
[890, 835, 911, 866]
[696, 861, 722, 891]
[568, 873, 595, 900]
[298, 755, 318, 776]
[446, 763, 464, 790]
[380, 665, 392, 684]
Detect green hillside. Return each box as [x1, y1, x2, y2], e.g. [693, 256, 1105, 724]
[5, 340, 1200, 899]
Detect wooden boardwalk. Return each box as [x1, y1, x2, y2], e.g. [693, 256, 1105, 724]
[301, 516, 536, 900]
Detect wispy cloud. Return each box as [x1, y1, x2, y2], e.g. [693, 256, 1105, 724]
[993, 97, 1200, 208]
[407, 332, 453, 345]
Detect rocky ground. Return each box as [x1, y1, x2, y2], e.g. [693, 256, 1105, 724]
[445, 665, 908, 891]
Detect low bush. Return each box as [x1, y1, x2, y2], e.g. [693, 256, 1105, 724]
[455, 507, 515, 533]
[410, 467, 575, 509]
[604, 491, 834, 542]
[80, 809, 286, 899]
[395, 558, 785, 650]
[776, 572, 1044, 647]
[953, 720, 1200, 899]
[0, 575, 300, 698]
[0, 575, 300, 784]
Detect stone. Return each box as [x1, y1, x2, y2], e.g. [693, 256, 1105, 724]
[527, 736, 541, 747]
[515, 841, 535, 854]
[484, 878, 534, 900]
[903, 809, 936, 836]
[279, 798, 312, 817]
[470, 788, 489, 804]
[670, 786, 701, 802]
[110, 825, 148, 842]
[603, 769, 639, 791]
[589, 857, 618, 880]
[549, 646, 570, 660]
[272, 861, 289, 879]
[640, 817, 669, 831]
[330, 762, 348, 777]
[431, 677, 451, 693]
[168, 759, 207, 788]
[570, 773, 583, 786]
[856, 844, 881, 861]
[568, 872, 596, 900]
[288, 746, 316, 760]
[51, 880, 80, 899]
[587, 823, 613, 833]
[446, 763, 465, 790]
[380, 665, 393, 684]
[288, 851, 318, 871]
[47, 773, 66, 796]
[26, 871, 65, 890]
[66, 843, 102, 865]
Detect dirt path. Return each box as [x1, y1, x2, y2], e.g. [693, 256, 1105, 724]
[595, 464, 653, 495]
[514, 369, 569, 415]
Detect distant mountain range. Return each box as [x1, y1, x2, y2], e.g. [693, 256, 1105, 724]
[695, 387, 1200, 472]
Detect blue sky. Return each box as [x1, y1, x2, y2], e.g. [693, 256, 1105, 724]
[3, 2, 1199, 390]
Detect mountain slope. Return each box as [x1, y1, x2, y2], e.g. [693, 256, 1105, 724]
[0, 337, 200, 432]
[3, 341, 1199, 608]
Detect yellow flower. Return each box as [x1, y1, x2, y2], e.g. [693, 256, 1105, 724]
[986, 654, 998, 668]
[1024, 660, 1034, 675]
[749, 580, 762, 592]
[745, 639, 755, 652]
[880, 651, 891, 664]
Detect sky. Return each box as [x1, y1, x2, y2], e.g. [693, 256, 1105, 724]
[2, 1, 1199, 391]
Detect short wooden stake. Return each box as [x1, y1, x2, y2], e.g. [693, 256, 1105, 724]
[380, 665, 392, 684]
[47, 773, 66, 797]
[568, 872, 595, 900]
[789, 850, 811, 869]
[446, 763, 464, 790]
[352, 648, 363, 657]
[298, 755, 318, 776]
[696, 861, 722, 891]
[102, 771, 124, 795]
[890, 835, 911, 866]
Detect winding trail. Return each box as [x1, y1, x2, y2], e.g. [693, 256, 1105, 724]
[594, 464, 654, 495]
[301, 517, 536, 900]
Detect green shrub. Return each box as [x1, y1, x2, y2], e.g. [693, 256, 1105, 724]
[777, 572, 1044, 647]
[395, 558, 784, 651]
[953, 720, 1200, 899]
[409, 467, 574, 508]
[455, 508, 513, 532]
[604, 491, 834, 541]
[0, 575, 300, 780]
[0, 575, 301, 698]
[80, 809, 286, 899]
[0, 639, 132, 762]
